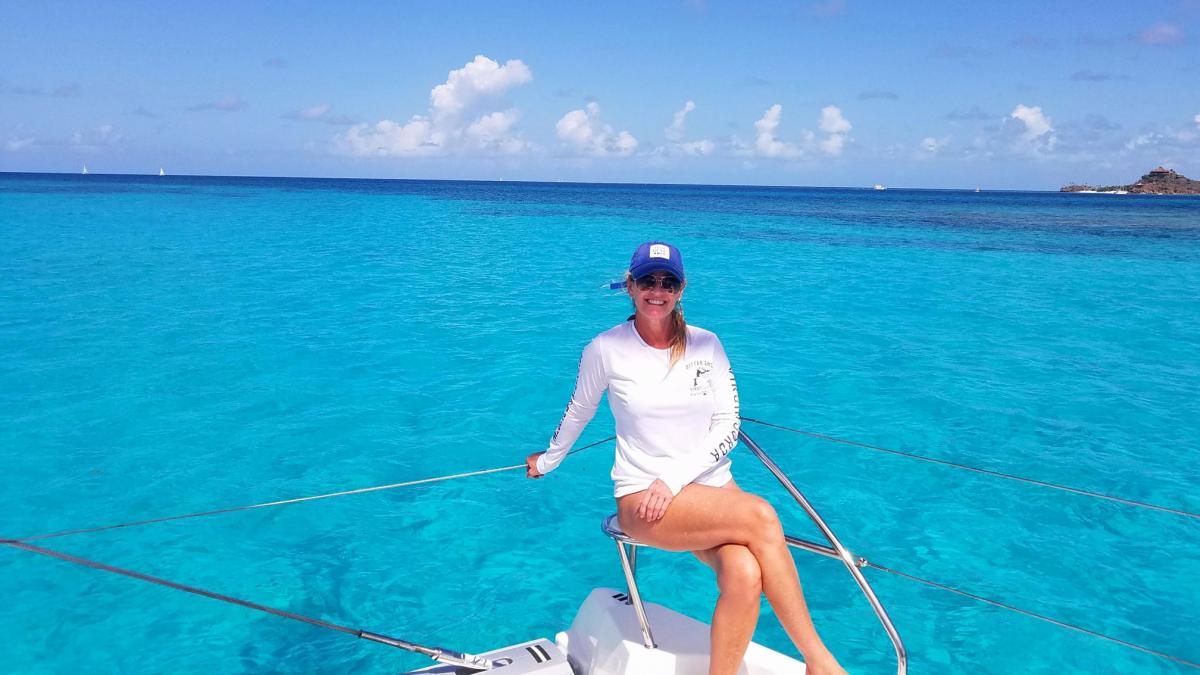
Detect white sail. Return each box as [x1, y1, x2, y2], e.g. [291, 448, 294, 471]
[82, 164, 89, 175]
[159, 167, 165, 176]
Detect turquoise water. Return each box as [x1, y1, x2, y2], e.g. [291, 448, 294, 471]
[1, 173, 1198, 673]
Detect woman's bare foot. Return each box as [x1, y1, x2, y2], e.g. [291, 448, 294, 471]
[804, 650, 848, 675]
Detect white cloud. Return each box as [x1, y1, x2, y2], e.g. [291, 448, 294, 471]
[666, 100, 695, 141]
[820, 135, 847, 156]
[916, 135, 952, 159]
[1010, 104, 1057, 152]
[749, 104, 851, 158]
[430, 55, 532, 120]
[10, 82, 80, 97]
[188, 96, 247, 112]
[677, 139, 715, 156]
[1121, 116, 1200, 153]
[1135, 22, 1185, 46]
[555, 102, 638, 157]
[1124, 132, 1159, 151]
[753, 104, 804, 158]
[467, 109, 532, 154]
[818, 106, 852, 134]
[287, 104, 331, 120]
[661, 100, 714, 156]
[1011, 105, 1051, 137]
[334, 55, 533, 158]
[6, 137, 35, 151]
[283, 104, 356, 125]
[817, 105, 852, 156]
[71, 124, 120, 149]
[336, 117, 444, 157]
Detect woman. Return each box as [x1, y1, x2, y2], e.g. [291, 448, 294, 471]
[525, 241, 847, 675]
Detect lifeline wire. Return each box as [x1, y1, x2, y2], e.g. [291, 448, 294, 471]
[740, 417, 1199, 520]
[0, 539, 494, 670]
[862, 560, 1200, 670]
[15, 436, 616, 543]
[2, 539, 367, 635]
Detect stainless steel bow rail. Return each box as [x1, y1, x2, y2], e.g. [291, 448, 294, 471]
[2, 427, 1197, 670]
[736, 421, 1200, 671]
[737, 430, 908, 675]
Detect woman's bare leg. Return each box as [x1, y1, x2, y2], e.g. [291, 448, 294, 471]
[618, 483, 846, 675]
[694, 543, 762, 675]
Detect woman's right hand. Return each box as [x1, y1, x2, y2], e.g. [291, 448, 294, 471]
[525, 452, 545, 479]
[636, 479, 674, 522]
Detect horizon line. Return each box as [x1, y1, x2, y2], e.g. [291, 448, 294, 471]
[0, 170, 1052, 193]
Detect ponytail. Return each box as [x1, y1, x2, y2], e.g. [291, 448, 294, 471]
[668, 304, 688, 369]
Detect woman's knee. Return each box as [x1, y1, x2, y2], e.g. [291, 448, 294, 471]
[716, 546, 762, 597]
[742, 496, 783, 543]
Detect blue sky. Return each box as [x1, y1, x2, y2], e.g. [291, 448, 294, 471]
[2, 1, 1198, 189]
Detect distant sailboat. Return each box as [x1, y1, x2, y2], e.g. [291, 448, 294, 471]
[82, 164, 89, 175]
[974, 187, 981, 193]
[873, 184, 886, 190]
[159, 167, 165, 177]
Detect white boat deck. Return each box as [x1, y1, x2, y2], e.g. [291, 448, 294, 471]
[406, 587, 804, 675]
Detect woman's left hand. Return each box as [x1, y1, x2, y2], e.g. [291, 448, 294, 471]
[636, 479, 673, 522]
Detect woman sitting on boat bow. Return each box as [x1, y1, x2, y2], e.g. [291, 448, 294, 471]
[526, 241, 847, 675]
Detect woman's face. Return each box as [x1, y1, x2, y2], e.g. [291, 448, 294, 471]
[627, 271, 685, 320]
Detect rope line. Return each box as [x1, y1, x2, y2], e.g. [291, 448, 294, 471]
[862, 560, 1200, 670]
[15, 436, 616, 543]
[740, 417, 1198, 520]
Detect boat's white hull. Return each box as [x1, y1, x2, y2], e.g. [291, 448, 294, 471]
[558, 588, 805, 675]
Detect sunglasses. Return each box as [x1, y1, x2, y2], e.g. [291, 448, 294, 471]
[634, 274, 682, 293]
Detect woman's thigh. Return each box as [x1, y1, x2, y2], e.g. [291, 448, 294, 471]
[617, 479, 773, 553]
[692, 480, 747, 568]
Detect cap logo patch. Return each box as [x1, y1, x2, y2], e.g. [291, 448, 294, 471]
[649, 244, 670, 259]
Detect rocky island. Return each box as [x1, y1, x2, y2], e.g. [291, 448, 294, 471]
[1061, 167, 1200, 195]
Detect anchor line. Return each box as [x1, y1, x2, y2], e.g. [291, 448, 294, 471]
[860, 559, 1200, 670]
[14, 436, 617, 543]
[739, 417, 1198, 520]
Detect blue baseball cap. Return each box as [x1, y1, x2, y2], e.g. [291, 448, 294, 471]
[629, 241, 685, 281]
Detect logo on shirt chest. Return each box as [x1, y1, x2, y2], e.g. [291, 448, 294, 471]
[684, 358, 714, 397]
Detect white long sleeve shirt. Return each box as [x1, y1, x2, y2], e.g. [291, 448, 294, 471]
[537, 320, 740, 497]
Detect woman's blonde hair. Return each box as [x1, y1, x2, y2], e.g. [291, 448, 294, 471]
[626, 272, 689, 368]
